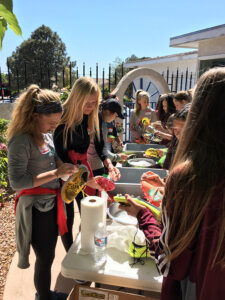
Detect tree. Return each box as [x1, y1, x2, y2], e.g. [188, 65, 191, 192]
[0, 0, 22, 49]
[7, 25, 75, 90]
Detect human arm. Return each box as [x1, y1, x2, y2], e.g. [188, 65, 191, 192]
[8, 134, 77, 190]
[102, 121, 122, 162]
[94, 113, 108, 162]
[103, 158, 121, 181]
[119, 194, 161, 256]
[53, 124, 71, 163]
[33, 163, 77, 187]
[155, 130, 173, 141]
[130, 112, 141, 139]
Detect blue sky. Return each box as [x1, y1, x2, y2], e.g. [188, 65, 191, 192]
[1, 0, 225, 74]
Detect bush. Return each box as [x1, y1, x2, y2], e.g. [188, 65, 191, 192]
[0, 119, 9, 188]
[59, 87, 70, 103]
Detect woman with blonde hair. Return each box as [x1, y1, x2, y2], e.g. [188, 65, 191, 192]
[121, 67, 225, 299]
[130, 89, 157, 143]
[54, 77, 105, 251]
[7, 84, 76, 300]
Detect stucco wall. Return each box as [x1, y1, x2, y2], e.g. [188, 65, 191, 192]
[140, 58, 197, 77]
[0, 103, 16, 120]
[198, 36, 225, 57]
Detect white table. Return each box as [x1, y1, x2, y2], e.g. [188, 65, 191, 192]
[61, 233, 162, 293]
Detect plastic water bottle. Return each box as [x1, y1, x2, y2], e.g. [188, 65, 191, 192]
[94, 222, 107, 265]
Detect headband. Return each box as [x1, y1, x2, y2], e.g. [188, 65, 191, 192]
[33, 100, 63, 115]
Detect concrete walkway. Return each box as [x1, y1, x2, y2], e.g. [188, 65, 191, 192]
[3, 205, 82, 300]
[3, 203, 161, 300]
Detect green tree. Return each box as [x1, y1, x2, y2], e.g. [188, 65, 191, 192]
[7, 25, 75, 90]
[0, 0, 22, 49]
[111, 54, 146, 85]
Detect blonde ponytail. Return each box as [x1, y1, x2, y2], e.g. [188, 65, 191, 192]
[7, 84, 60, 146]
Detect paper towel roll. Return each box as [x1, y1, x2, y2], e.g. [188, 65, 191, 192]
[80, 196, 105, 253]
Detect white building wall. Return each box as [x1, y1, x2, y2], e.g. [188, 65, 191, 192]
[130, 57, 197, 106]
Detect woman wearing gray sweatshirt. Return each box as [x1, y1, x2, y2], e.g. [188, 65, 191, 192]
[7, 85, 76, 300]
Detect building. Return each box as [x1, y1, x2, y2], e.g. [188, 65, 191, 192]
[124, 24, 225, 95]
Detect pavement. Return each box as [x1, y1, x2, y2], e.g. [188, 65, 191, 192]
[3, 202, 161, 300]
[3, 203, 84, 300]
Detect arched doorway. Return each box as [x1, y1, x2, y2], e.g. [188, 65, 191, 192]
[111, 67, 170, 142]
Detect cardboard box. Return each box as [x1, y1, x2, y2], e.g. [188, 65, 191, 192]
[68, 285, 160, 300]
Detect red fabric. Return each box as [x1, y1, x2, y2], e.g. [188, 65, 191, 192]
[95, 176, 115, 191]
[68, 150, 95, 195]
[14, 187, 68, 236]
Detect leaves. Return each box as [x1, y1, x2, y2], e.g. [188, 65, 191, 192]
[0, 0, 13, 11]
[0, 0, 22, 50]
[8, 25, 74, 89]
[0, 18, 7, 49]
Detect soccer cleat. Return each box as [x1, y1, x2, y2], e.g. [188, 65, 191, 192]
[61, 165, 89, 204]
[113, 194, 160, 221]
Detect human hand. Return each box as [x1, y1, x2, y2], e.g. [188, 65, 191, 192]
[87, 177, 104, 191]
[118, 194, 145, 217]
[152, 122, 163, 131]
[118, 153, 128, 161]
[157, 149, 164, 158]
[55, 163, 78, 179]
[108, 166, 121, 181]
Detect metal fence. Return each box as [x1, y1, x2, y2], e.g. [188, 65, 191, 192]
[0, 62, 196, 142]
[1, 61, 196, 100]
[0, 61, 126, 100]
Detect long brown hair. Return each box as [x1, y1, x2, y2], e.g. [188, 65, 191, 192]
[7, 84, 61, 146]
[60, 77, 101, 147]
[164, 67, 225, 268]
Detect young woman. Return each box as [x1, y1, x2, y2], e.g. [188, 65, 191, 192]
[53, 77, 108, 251]
[153, 93, 176, 143]
[7, 85, 76, 300]
[103, 93, 123, 154]
[173, 90, 191, 111]
[130, 90, 157, 143]
[157, 93, 176, 128]
[163, 103, 190, 169]
[88, 98, 127, 176]
[121, 67, 225, 299]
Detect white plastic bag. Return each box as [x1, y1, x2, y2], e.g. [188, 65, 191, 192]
[107, 223, 146, 254]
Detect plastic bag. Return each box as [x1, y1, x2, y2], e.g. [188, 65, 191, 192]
[107, 224, 146, 254]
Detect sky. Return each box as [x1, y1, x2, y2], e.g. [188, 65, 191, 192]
[1, 0, 225, 74]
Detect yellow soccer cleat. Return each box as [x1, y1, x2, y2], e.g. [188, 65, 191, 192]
[61, 165, 89, 204]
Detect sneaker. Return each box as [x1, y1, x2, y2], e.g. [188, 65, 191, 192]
[35, 291, 68, 300]
[51, 291, 68, 300]
[75, 279, 91, 285]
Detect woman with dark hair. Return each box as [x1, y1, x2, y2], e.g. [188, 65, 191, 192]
[173, 90, 192, 111]
[120, 67, 225, 299]
[153, 93, 176, 143]
[157, 93, 176, 127]
[103, 93, 123, 154]
[88, 98, 127, 176]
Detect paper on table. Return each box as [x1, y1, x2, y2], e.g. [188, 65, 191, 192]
[80, 196, 105, 253]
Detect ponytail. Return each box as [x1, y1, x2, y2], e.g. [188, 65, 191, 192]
[7, 84, 60, 146]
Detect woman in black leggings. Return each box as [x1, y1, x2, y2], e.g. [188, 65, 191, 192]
[7, 85, 76, 300]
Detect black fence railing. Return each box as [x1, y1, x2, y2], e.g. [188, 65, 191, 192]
[161, 67, 196, 92]
[0, 61, 126, 100]
[1, 61, 196, 102]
